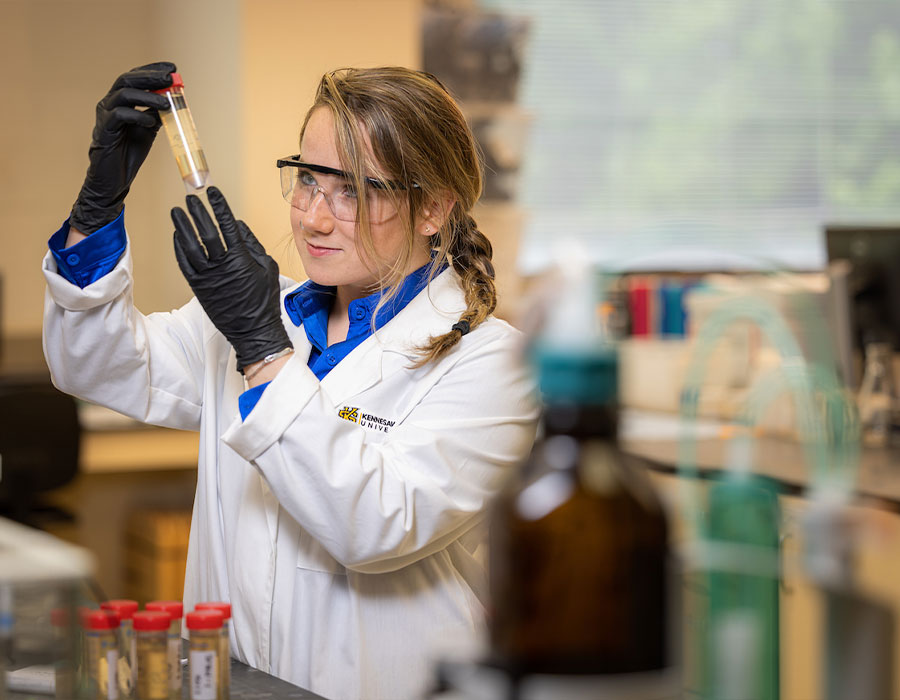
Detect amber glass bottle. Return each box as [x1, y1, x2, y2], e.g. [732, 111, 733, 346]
[489, 345, 672, 677]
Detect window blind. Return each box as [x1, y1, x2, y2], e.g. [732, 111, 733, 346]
[479, 0, 900, 274]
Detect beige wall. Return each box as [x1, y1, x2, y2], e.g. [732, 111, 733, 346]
[0, 0, 421, 337]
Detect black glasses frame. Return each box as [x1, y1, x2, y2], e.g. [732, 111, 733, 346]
[276, 155, 418, 191]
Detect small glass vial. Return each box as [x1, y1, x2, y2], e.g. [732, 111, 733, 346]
[144, 601, 183, 700]
[186, 611, 224, 700]
[154, 73, 211, 193]
[82, 609, 119, 700]
[858, 341, 898, 448]
[133, 612, 170, 700]
[101, 600, 138, 698]
[194, 602, 230, 697]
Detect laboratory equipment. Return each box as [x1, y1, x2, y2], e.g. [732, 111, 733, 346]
[194, 602, 231, 698]
[487, 259, 677, 696]
[101, 599, 137, 698]
[133, 611, 169, 700]
[154, 74, 211, 193]
[0, 517, 92, 700]
[186, 610, 224, 700]
[82, 610, 119, 700]
[857, 340, 898, 447]
[144, 601, 182, 700]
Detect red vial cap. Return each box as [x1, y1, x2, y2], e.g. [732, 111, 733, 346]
[153, 72, 184, 94]
[81, 609, 119, 631]
[101, 599, 138, 620]
[194, 602, 231, 620]
[145, 600, 184, 621]
[185, 610, 223, 630]
[133, 610, 171, 632]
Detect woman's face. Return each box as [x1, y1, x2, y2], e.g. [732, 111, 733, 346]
[291, 107, 430, 299]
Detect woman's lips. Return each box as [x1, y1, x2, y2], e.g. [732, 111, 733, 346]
[306, 241, 340, 258]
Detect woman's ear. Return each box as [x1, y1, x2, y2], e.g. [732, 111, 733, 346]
[418, 193, 457, 238]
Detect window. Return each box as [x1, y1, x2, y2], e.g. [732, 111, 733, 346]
[480, 0, 900, 273]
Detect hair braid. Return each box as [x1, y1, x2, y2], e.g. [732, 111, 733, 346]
[412, 213, 497, 367]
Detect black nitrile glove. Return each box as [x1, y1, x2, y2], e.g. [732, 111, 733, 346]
[172, 186, 292, 371]
[70, 62, 176, 234]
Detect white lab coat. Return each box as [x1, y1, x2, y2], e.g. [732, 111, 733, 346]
[42, 240, 539, 700]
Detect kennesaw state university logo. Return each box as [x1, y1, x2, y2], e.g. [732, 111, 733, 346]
[338, 406, 396, 433]
[338, 406, 359, 423]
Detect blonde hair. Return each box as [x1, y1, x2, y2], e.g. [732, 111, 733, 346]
[300, 66, 496, 366]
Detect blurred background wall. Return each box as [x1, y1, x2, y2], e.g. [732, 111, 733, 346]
[0, 0, 421, 337]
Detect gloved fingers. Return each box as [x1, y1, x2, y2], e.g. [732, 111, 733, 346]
[205, 187, 242, 251]
[171, 206, 209, 272]
[186, 195, 227, 261]
[111, 62, 177, 92]
[236, 220, 273, 270]
[102, 104, 162, 132]
[102, 87, 171, 114]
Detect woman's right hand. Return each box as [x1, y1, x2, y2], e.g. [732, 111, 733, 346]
[69, 61, 176, 235]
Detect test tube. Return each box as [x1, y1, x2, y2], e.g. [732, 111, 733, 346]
[133, 611, 170, 700]
[193, 602, 230, 698]
[81, 610, 119, 700]
[144, 601, 183, 700]
[101, 599, 138, 698]
[186, 610, 224, 700]
[154, 73, 211, 192]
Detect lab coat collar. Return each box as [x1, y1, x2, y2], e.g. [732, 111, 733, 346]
[307, 268, 465, 406]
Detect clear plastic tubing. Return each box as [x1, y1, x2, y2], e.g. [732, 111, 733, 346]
[144, 601, 183, 700]
[186, 610, 224, 700]
[133, 611, 170, 700]
[193, 602, 230, 698]
[154, 73, 211, 192]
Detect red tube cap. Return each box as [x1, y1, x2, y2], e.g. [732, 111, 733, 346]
[82, 609, 119, 631]
[101, 599, 138, 620]
[186, 610, 224, 630]
[133, 610, 171, 632]
[194, 602, 231, 620]
[145, 600, 184, 621]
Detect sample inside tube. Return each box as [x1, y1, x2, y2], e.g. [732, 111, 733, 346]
[156, 75, 210, 192]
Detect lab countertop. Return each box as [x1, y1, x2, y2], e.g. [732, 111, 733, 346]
[6, 655, 328, 699]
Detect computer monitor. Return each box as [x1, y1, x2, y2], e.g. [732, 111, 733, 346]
[824, 224, 900, 386]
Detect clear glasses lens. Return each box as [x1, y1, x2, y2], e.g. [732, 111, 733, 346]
[280, 167, 394, 223]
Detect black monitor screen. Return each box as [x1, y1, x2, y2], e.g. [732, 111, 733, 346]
[825, 225, 900, 355]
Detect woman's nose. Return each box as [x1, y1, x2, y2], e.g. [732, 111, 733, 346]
[302, 189, 335, 232]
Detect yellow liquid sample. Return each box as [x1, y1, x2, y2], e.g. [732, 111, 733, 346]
[159, 93, 210, 192]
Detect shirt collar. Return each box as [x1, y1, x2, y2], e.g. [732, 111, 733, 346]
[284, 259, 444, 332]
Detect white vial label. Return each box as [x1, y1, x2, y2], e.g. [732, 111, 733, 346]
[190, 650, 218, 700]
[168, 636, 182, 691]
[106, 649, 120, 700]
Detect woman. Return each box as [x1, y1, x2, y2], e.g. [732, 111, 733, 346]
[42, 62, 539, 699]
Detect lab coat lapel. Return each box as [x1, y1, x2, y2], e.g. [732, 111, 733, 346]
[318, 269, 466, 407]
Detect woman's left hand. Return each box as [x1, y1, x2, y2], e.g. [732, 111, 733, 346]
[172, 186, 292, 372]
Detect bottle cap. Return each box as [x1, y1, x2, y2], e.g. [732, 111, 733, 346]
[101, 599, 138, 620]
[81, 609, 119, 631]
[194, 601, 231, 620]
[186, 610, 224, 630]
[153, 72, 184, 93]
[133, 610, 172, 632]
[145, 600, 184, 621]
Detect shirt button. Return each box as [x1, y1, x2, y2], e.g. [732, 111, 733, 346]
[353, 306, 368, 320]
[326, 353, 337, 365]
[66, 254, 80, 266]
